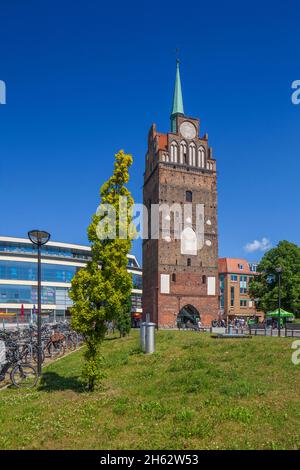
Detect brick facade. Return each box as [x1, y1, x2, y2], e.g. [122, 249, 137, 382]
[219, 258, 263, 320]
[143, 115, 219, 327]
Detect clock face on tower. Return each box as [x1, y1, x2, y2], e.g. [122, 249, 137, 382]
[180, 121, 196, 139]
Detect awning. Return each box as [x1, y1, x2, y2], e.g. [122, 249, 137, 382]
[266, 308, 294, 318]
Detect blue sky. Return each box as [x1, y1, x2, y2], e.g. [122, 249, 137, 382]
[0, 0, 299, 264]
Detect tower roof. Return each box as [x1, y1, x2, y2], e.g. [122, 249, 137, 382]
[171, 59, 184, 118]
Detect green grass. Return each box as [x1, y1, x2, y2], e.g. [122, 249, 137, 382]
[1, 330, 300, 450]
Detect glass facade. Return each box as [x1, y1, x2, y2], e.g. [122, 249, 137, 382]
[0, 260, 80, 283]
[0, 285, 58, 304]
[0, 238, 143, 320]
[127, 258, 139, 268]
[132, 272, 142, 290]
[0, 242, 139, 269]
[0, 241, 91, 261]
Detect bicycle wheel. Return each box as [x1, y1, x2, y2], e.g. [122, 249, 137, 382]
[48, 340, 65, 358]
[24, 345, 45, 364]
[10, 363, 38, 388]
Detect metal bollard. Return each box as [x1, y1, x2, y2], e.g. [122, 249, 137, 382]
[140, 322, 147, 352]
[145, 322, 156, 354]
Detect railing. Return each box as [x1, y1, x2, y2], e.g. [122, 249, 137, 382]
[249, 324, 300, 337]
[161, 323, 300, 337]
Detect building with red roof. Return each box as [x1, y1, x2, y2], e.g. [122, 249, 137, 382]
[218, 258, 263, 321]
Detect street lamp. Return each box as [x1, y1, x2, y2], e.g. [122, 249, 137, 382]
[275, 267, 283, 337]
[28, 230, 51, 376]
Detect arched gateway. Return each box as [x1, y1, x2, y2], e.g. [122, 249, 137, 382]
[177, 304, 200, 327]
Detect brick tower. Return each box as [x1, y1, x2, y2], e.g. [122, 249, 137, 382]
[142, 60, 219, 327]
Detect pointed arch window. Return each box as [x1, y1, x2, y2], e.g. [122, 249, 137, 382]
[180, 141, 187, 165]
[189, 142, 196, 166]
[170, 141, 178, 163]
[198, 146, 205, 168]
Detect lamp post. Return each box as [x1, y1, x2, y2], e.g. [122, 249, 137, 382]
[28, 230, 51, 376]
[275, 267, 283, 337]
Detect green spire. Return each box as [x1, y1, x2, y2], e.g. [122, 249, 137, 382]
[170, 59, 184, 132]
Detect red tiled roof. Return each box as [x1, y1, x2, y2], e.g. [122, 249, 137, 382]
[157, 133, 168, 150]
[218, 258, 254, 275]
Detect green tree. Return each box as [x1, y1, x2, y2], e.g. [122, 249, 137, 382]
[69, 150, 135, 391]
[249, 240, 300, 316]
[116, 298, 132, 337]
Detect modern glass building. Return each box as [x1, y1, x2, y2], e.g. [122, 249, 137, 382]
[0, 236, 142, 325]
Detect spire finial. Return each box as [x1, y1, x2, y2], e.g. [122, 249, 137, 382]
[170, 53, 184, 132]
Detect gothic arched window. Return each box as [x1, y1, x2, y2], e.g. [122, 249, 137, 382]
[198, 146, 205, 168]
[189, 142, 196, 166]
[170, 141, 178, 163]
[180, 141, 187, 165]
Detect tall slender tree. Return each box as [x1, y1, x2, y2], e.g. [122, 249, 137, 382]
[69, 150, 135, 391]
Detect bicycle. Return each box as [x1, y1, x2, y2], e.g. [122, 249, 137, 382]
[0, 342, 38, 389]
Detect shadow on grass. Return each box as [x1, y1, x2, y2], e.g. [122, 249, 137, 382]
[38, 371, 84, 393]
[104, 335, 120, 341]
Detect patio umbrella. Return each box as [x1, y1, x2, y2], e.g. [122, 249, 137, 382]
[266, 308, 294, 318]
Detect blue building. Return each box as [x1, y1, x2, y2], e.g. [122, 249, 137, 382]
[0, 236, 142, 324]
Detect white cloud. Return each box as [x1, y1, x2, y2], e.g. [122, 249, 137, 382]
[244, 237, 272, 253]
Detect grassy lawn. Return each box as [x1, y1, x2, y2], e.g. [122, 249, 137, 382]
[0, 330, 300, 450]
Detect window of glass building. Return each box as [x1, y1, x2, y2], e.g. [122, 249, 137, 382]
[0, 285, 55, 304]
[0, 242, 90, 261]
[0, 260, 80, 283]
[131, 273, 142, 290]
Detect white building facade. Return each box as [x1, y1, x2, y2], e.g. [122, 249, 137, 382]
[0, 236, 142, 325]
